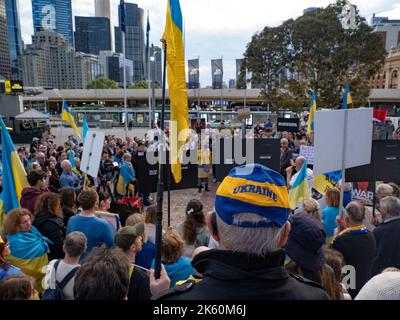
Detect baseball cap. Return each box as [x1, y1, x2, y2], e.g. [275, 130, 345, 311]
[114, 224, 145, 249]
[284, 214, 326, 271]
[215, 163, 290, 228]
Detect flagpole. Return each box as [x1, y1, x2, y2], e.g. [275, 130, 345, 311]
[60, 99, 64, 147]
[147, 11, 152, 129]
[197, 56, 200, 119]
[339, 109, 349, 217]
[155, 39, 167, 280]
[122, 30, 128, 138]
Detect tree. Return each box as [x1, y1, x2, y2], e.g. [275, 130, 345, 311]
[128, 80, 161, 89]
[243, 0, 385, 110]
[85, 77, 118, 89]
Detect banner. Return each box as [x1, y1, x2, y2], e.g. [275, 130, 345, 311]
[299, 145, 315, 165]
[188, 58, 199, 89]
[211, 58, 223, 89]
[351, 181, 375, 202]
[277, 118, 300, 132]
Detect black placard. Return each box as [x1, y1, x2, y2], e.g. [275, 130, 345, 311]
[213, 138, 281, 182]
[277, 118, 300, 132]
[345, 140, 400, 183]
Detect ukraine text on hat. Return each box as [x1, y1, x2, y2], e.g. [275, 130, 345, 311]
[233, 184, 277, 202]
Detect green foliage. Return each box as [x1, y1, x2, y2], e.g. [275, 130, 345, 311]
[128, 80, 161, 89]
[243, 0, 385, 109]
[85, 77, 118, 89]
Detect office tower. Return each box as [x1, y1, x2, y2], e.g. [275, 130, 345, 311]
[75, 16, 111, 55]
[0, 0, 10, 79]
[5, 0, 23, 79]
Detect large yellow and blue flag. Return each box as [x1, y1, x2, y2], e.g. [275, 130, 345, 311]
[342, 84, 353, 109]
[0, 117, 29, 228]
[163, 0, 189, 183]
[313, 170, 342, 195]
[62, 101, 82, 140]
[307, 90, 317, 134]
[289, 161, 310, 210]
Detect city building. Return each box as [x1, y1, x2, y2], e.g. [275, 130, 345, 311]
[229, 79, 236, 89]
[94, 0, 112, 51]
[31, 0, 74, 45]
[370, 48, 400, 89]
[150, 45, 162, 86]
[371, 14, 400, 53]
[115, 2, 145, 83]
[303, 7, 319, 14]
[19, 30, 102, 89]
[75, 16, 111, 55]
[99, 50, 133, 86]
[0, 0, 11, 79]
[5, 0, 23, 80]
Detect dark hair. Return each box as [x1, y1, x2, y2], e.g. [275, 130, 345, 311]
[34, 193, 62, 217]
[145, 205, 157, 225]
[0, 275, 36, 300]
[183, 199, 205, 245]
[73, 246, 130, 300]
[77, 189, 98, 211]
[60, 187, 76, 211]
[98, 191, 110, 203]
[0, 235, 10, 270]
[27, 171, 45, 186]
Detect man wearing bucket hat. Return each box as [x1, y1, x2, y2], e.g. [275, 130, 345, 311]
[153, 164, 329, 300]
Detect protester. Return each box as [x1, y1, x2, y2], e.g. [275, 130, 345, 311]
[59, 160, 81, 193]
[73, 246, 130, 300]
[95, 191, 121, 231]
[323, 248, 351, 300]
[153, 164, 329, 300]
[0, 274, 38, 300]
[60, 187, 78, 226]
[372, 196, 400, 276]
[302, 198, 322, 223]
[177, 199, 211, 258]
[125, 214, 155, 270]
[0, 235, 24, 281]
[45, 231, 86, 300]
[3, 208, 50, 291]
[356, 269, 400, 300]
[331, 201, 376, 298]
[33, 193, 66, 260]
[66, 189, 114, 259]
[280, 138, 293, 178]
[114, 224, 152, 300]
[144, 205, 157, 244]
[286, 156, 313, 191]
[321, 187, 342, 242]
[20, 171, 46, 215]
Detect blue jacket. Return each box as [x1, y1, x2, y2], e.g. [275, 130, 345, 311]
[153, 257, 195, 288]
[0, 264, 23, 281]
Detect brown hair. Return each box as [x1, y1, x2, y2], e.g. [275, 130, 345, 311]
[0, 275, 36, 300]
[0, 235, 10, 270]
[325, 187, 340, 208]
[77, 188, 98, 210]
[161, 227, 184, 264]
[302, 198, 322, 223]
[60, 187, 77, 211]
[183, 199, 205, 245]
[320, 263, 343, 300]
[3, 209, 33, 235]
[126, 214, 147, 243]
[145, 205, 157, 225]
[34, 193, 62, 218]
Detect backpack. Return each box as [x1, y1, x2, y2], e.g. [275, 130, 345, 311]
[42, 260, 79, 300]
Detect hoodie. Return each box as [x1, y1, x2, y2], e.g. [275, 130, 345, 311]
[20, 187, 44, 214]
[152, 257, 195, 288]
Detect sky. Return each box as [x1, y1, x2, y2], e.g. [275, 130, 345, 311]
[18, 0, 400, 87]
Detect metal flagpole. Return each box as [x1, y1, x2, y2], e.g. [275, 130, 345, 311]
[197, 56, 200, 119]
[339, 109, 349, 217]
[220, 56, 223, 122]
[155, 39, 167, 279]
[123, 33, 128, 138]
[60, 99, 64, 147]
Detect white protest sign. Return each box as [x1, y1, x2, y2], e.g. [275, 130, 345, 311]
[81, 131, 105, 178]
[314, 108, 373, 174]
[299, 145, 315, 165]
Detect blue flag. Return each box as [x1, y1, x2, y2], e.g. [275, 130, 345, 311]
[342, 84, 353, 109]
[83, 115, 89, 142]
[120, 0, 126, 33]
[68, 151, 76, 168]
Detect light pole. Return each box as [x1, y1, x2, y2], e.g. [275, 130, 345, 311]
[150, 55, 156, 129]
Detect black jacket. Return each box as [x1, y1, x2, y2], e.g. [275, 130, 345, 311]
[154, 249, 329, 300]
[331, 230, 376, 298]
[33, 212, 66, 260]
[372, 217, 400, 276]
[62, 207, 77, 227]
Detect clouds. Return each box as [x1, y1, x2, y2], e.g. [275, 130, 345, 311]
[17, 0, 400, 86]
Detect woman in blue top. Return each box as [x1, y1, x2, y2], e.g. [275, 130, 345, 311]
[321, 187, 344, 242]
[0, 235, 24, 281]
[152, 228, 195, 287]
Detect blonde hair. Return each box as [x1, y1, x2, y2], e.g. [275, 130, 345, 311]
[302, 198, 322, 223]
[325, 187, 340, 208]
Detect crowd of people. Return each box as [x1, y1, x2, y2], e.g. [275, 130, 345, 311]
[1, 116, 400, 301]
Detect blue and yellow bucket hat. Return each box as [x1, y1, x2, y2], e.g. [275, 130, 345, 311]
[215, 164, 290, 228]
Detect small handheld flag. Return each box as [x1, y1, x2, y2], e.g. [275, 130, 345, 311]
[289, 161, 310, 210]
[342, 84, 353, 109]
[62, 101, 81, 140]
[83, 115, 89, 142]
[307, 90, 317, 135]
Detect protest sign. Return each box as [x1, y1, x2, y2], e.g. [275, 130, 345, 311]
[81, 131, 105, 178]
[299, 145, 315, 165]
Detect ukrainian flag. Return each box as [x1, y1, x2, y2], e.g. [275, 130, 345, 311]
[68, 151, 76, 168]
[116, 161, 135, 196]
[83, 115, 89, 142]
[62, 101, 82, 140]
[313, 170, 342, 195]
[0, 117, 29, 228]
[163, 0, 189, 183]
[289, 161, 310, 210]
[342, 84, 353, 109]
[307, 90, 317, 135]
[7, 226, 50, 292]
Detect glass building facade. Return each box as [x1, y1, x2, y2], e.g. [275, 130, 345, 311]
[115, 2, 145, 83]
[0, 0, 10, 79]
[75, 16, 111, 55]
[5, 0, 23, 80]
[31, 0, 73, 45]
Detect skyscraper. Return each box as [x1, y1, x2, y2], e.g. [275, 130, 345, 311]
[31, 0, 74, 45]
[5, 0, 23, 80]
[95, 0, 112, 51]
[115, 2, 145, 83]
[0, 0, 11, 79]
[151, 45, 162, 86]
[75, 16, 111, 55]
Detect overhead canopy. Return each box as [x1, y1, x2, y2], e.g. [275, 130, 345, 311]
[15, 109, 49, 120]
